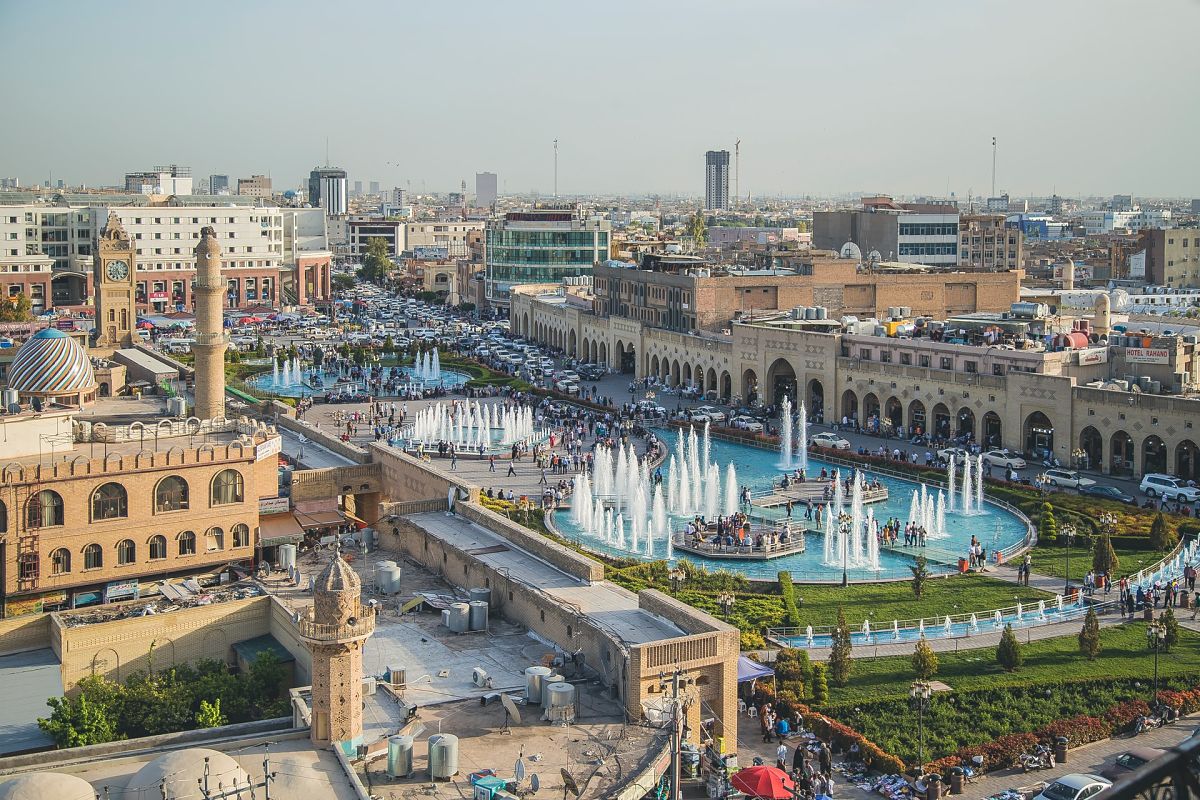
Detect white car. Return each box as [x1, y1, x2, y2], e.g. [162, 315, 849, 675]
[983, 449, 1027, 470]
[1043, 469, 1096, 490]
[937, 446, 971, 463]
[1032, 773, 1111, 800]
[730, 415, 764, 433]
[693, 406, 727, 424]
[1140, 473, 1200, 502]
[812, 433, 851, 450]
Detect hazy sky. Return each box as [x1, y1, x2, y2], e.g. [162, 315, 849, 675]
[2, 0, 1197, 199]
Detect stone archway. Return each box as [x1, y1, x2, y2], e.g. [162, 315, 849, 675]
[720, 371, 732, 402]
[766, 358, 797, 408]
[932, 403, 951, 440]
[682, 363, 693, 386]
[706, 367, 717, 393]
[862, 393, 880, 423]
[1079, 426, 1103, 472]
[741, 368, 759, 405]
[1143, 435, 1167, 475]
[841, 390, 859, 422]
[808, 379, 825, 422]
[599, 341, 608, 366]
[884, 397, 903, 431]
[1110, 431, 1134, 476]
[956, 407, 976, 441]
[982, 411, 1002, 449]
[650, 354, 660, 377]
[1023, 411, 1055, 459]
[1176, 440, 1199, 482]
[671, 359, 681, 386]
[619, 341, 636, 374]
[909, 400, 927, 436]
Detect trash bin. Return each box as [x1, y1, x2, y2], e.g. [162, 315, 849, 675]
[926, 773, 943, 800]
[948, 767, 965, 795]
[1054, 736, 1069, 764]
[1143, 605, 1154, 622]
[957, 558, 969, 574]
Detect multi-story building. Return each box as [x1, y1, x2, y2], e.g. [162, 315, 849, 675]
[704, 150, 729, 211]
[368, 181, 380, 196]
[347, 218, 403, 260]
[124, 165, 193, 196]
[958, 214, 1023, 271]
[209, 175, 230, 195]
[308, 167, 348, 216]
[475, 172, 497, 207]
[0, 209, 54, 313]
[282, 208, 333, 306]
[1140, 228, 1200, 287]
[814, 197, 960, 266]
[402, 220, 485, 257]
[237, 175, 273, 198]
[485, 206, 609, 311]
[1112, 194, 1134, 212]
[392, 188, 407, 208]
[986, 195, 1010, 213]
[1080, 209, 1172, 235]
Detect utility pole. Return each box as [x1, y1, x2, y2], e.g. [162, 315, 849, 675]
[553, 139, 558, 199]
[991, 137, 997, 199]
[660, 669, 692, 800]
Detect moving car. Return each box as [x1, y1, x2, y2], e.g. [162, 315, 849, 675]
[1032, 773, 1112, 800]
[812, 432, 851, 450]
[1099, 747, 1166, 781]
[1140, 473, 1200, 502]
[1043, 468, 1097, 490]
[937, 446, 971, 463]
[1079, 484, 1138, 505]
[730, 415, 764, 433]
[693, 406, 727, 424]
[983, 449, 1027, 470]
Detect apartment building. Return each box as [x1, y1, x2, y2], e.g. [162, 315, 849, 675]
[237, 175, 273, 198]
[813, 197, 961, 266]
[1141, 228, 1200, 288]
[0, 209, 54, 313]
[958, 214, 1023, 271]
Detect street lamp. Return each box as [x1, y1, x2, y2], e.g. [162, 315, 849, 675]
[1062, 524, 1077, 596]
[1099, 511, 1117, 537]
[669, 568, 686, 597]
[838, 512, 852, 588]
[1147, 620, 1166, 703]
[717, 592, 736, 620]
[910, 680, 933, 773]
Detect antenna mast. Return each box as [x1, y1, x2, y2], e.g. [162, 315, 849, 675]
[734, 139, 741, 212]
[991, 136, 997, 199]
[553, 139, 558, 199]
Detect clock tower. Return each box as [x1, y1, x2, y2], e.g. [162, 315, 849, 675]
[94, 211, 136, 348]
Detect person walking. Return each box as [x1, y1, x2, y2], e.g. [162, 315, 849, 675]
[506, 461, 516, 477]
[776, 741, 788, 770]
[489, 454, 496, 472]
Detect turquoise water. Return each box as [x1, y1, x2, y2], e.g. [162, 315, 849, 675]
[552, 433, 1029, 582]
[248, 365, 470, 397]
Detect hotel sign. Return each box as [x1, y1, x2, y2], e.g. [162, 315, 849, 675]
[1126, 348, 1169, 364]
[1076, 348, 1108, 366]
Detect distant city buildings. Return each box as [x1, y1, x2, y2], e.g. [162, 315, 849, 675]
[1080, 208, 1171, 235]
[308, 167, 348, 216]
[958, 214, 1023, 271]
[368, 181, 380, 195]
[209, 174, 230, 195]
[124, 165, 192, 195]
[475, 172, 498, 207]
[485, 205, 609, 310]
[704, 151, 729, 211]
[237, 175, 272, 198]
[1111, 194, 1134, 212]
[1140, 228, 1200, 288]
[392, 187, 407, 208]
[813, 196, 960, 266]
[0, 178, 20, 189]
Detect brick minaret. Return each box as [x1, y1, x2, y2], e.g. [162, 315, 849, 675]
[191, 226, 227, 420]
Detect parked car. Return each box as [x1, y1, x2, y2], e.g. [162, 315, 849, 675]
[730, 415, 764, 433]
[693, 405, 727, 424]
[1079, 484, 1138, 505]
[1140, 473, 1200, 502]
[1032, 774, 1112, 800]
[1099, 747, 1166, 781]
[937, 446, 971, 463]
[1043, 468, 1097, 490]
[812, 432, 851, 450]
[983, 449, 1027, 470]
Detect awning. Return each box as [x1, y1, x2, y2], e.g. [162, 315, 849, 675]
[259, 512, 305, 546]
[294, 509, 346, 529]
[737, 655, 775, 683]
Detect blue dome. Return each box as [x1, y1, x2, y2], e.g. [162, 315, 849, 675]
[8, 328, 96, 396]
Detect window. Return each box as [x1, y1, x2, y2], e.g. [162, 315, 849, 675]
[918, 355, 930, 368]
[964, 361, 977, 373]
[940, 357, 953, 370]
[205, 527, 224, 552]
[116, 539, 136, 565]
[880, 350, 892, 363]
[27, 489, 63, 527]
[859, 348, 872, 360]
[232, 523, 251, 548]
[0, 500, 5, 533]
[84, 543, 103, 570]
[155, 476, 189, 512]
[149, 535, 167, 560]
[993, 364, 1004, 376]
[900, 353, 912, 366]
[178, 530, 196, 556]
[91, 482, 128, 521]
[210, 469, 244, 505]
[51, 548, 70, 575]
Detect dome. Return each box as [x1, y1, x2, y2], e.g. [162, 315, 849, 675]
[194, 227, 221, 258]
[0, 773, 96, 800]
[8, 329, 96, 397]
[125, 748, 250, 800]
[316, 551, 360, 593]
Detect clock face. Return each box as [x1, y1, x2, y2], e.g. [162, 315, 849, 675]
[106, 260, 129, 281]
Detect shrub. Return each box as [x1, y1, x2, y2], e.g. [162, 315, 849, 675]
[1104, 698, 1150, 732]
[810, 663, 829, 705]
[1150, 512, 1177, 552]
[829, 607, 853, 687]
[912, 636, 938, 680]
[1039, 502, 1058, 544]
[1078, 607, 1101, 660]
[910, 554, 929, 599]
[997, 624, 1023, 672]
[1161, 608, 1180, 653]
[1092, 534, 1119, 575]
[778, 571, 801, 627]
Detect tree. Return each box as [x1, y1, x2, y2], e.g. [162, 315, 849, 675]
[809, 662, 829, 705]
[0, 293, 33, 323]
[774, 648, 811, 698]
[312, 347, 325, 368]
[382, 335, 395, 355]
[828, 607, 853, 687]
[1092, 534, 1120, 576]
[1078, 607, 1101, 660]
[196, 698, 227, 728]
[38, 676, 122, 748]
[997, 623, 1023, 672]
[359, 237, 393, 283]
[912, 636, 938, 680]
[686, 210, 708, 250]
[1149, 512, 1176, 552]
[910, 554, 930, 599]
[1160, 608, 1180, 653]
[1039, 502, 1058, 544]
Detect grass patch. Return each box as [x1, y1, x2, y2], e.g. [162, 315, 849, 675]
[1029, 542, 1161, 581]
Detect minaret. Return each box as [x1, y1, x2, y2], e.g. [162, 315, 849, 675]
[192, 226, 227, 420]
[300, 552, 374, 748]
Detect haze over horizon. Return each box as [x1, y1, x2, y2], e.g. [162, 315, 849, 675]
[2, 0, 1197, 200]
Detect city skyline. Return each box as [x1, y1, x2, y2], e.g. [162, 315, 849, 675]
[1, 0, 1197, 199]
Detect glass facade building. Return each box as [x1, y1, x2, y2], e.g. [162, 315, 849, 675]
[485, 207, 609, 308]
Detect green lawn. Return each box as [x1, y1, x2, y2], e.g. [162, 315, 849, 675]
[826, 622, 1200, 705]
[1029, 543, 1162, 581]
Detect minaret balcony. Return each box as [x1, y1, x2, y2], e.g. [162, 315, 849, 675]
[297, 607, 375, 644]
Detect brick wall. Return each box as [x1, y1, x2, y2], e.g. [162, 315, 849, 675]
[370, 442, 476, 504]
[455, 503, 603, 583]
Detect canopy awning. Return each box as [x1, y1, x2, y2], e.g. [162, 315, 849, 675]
[737, 655, 775, 683]
[295, 509, 346, 529]
[259, 512, 305, 546]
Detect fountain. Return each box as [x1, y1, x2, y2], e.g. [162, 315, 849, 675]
[862, 620, 871, 641]
[780, 395, 793, 470]
[1037, 600, 1046, 620]
[944, 616, 953, 636]
[650, 485, 666, 559]
[1055, 595, 1063, 614]
[1015, 602, 1024, 621]
[970, 613, 979, 632]
[993, 610, 1003, 627]
[724, 463, 739, 517]
[805, 625, 814, 645]
[961, 454, 973, 514]
[893, 620, 901, 640]
[918, 619, 926, 637]
[975, 453, 985, 510]
[798, 401, 809, 471]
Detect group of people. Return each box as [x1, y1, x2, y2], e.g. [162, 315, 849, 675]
[753, 700, 837, 799]
[684, 514, 801, 551]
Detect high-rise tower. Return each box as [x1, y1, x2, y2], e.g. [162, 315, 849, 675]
[300, 552, 374, 747]
[705, 150, 730, 211]
[192, 227, 227, 420]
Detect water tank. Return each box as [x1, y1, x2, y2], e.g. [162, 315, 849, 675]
[427, 733, 459, 779]
[441, 609, 451, 628]
[887, 306, 900, 319]
[1, 388, 18, 410]
[375, 561, 397, 592]
[815, 306, 828, 320]
[448, 603, 470, 633]
[468, 600, 488, 631]
[899, 306, 912, 317]
[468, 587, 492, 605]
[803, 307, 816, 320]
[525, 666, 552, 703]
[387, 735, 414, 778]
[165, 396, 187, 417]
[380, 564, 402, 594]
[541, 673, 564, 708]
[279, 544, 297, 570]
[547, 681, 575, 719]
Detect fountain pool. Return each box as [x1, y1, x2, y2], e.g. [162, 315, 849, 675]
[552, 427, 1030, 581]
[248, 360, 469, 397]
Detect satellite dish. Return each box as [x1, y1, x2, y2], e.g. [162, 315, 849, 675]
[515, 758, 526, 783]
[561, 769, 581, 798]
[530, 774, 541, 794]
[501, 694, 522, 724]
[839, 241, 862, 261]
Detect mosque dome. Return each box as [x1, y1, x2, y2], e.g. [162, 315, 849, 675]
[316, 552, 360, 593]
[125, 748, 250, 800]
[0, 772, 96, 800]
[7, 329, 96, 398]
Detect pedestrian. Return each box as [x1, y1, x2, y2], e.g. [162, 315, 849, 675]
[776, 741, 788, 770]
[450, 452, 458, 471]
[489, 454, 496, 472]
[507, 461, 516, 477]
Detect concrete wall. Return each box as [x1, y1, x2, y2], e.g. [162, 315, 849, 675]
[274, 414, 369, 464]
[456, 503, 603, 583]
[0, 613, 51, 657]
[369, 442, 476, 504]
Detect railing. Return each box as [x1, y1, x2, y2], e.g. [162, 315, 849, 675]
[1106, 734, 1200, 799]
[297, 612, 375, 642]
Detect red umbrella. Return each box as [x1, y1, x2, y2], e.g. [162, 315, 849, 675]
[731, 765, 795, 799]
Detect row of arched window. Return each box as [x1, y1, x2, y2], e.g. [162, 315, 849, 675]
[5, 469, 244, 531]
[48, 524, 252, 574]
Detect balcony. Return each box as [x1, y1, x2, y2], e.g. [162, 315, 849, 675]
[296, 606, 375, 644]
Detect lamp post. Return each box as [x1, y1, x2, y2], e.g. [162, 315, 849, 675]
[910, 680, 932, 773]
[1147, 620, 1166, 703]
[838, 512, 852, 588]
[1062, 524, 1077, 596]
[717, 591, 735, 621]
[669, 567, 686, 597]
